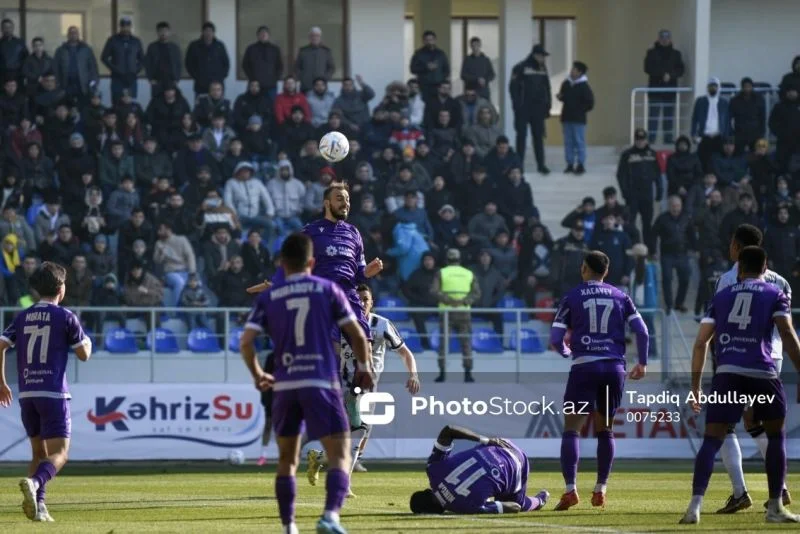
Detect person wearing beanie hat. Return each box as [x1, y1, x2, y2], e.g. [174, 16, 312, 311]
[557, 60, 594, 174]
[691, 76, 730, 172]
[729, 76, 766, 154]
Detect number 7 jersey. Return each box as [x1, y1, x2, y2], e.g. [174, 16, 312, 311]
[552, 281, 641, 364]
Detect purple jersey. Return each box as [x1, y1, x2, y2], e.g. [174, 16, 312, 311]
[703, 279, 790, 378]
[425, 441, 534, 514]
[551, 281, 640, 365]
[1, 302, 88, 399]
[302, 219, 367, 293]
[245, 273, 356, 391]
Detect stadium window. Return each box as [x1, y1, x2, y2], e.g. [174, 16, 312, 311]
[0, 1, 20, 32]
[534, 17, 576, 115]
[117, 0, 205, 78]
[403, 17, 414, 81]
[236, 0, 347, 81]
[24, 0, 108, 61]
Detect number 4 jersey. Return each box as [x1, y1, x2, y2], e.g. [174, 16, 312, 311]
[1, 302, 88, 399]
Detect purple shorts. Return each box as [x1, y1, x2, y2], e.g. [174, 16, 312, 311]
[20, 398, 72, 439]
[705, 373, 787, 424]
[563, 360, 626, 421]
[329, 290, 372, 343]
[272, 387, 349, 441]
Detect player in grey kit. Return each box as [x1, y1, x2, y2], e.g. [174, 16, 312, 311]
[0, 262, 92, 522]
[240, 233, 374, 534]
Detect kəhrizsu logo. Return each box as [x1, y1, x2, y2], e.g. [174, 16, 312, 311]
[87, 394, 262, 448]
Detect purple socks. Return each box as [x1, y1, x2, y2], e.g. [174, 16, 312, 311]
[324, 468, 349, 514]
[31, 461, 56, 502]
[692, 436, 723, 495]
[596, 430, 615, 485]
[561, 430, 579, 486]
[766, 431, 787, 500]
[275, 476, 296, 526]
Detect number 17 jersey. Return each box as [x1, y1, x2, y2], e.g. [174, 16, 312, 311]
[552, 281, 640, 365]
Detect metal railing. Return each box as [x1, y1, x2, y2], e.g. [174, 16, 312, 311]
[0, 306, 674, 384]
[629, 86, 779, 145]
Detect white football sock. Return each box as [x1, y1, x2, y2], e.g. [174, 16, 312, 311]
[261, 446, 269, 457]
[565, 483, 576, 493]
[721, 433, 747, 498]
[323, 511, 340, 523]
[689, 495, 704, 513]
[594, 483, 607, 494]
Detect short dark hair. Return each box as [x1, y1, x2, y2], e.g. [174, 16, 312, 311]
[739, 192, 754, 201]
[356, 283, 371, 295]
[584, 250, 610, 276]
[469, 36, 481, 45]
[733, 224, 763, 248]
[603, 186, 617, 198]
[313, 77, 327, 85]
[1, 19, 12, 26]
[280, 232, 313, 271]
[342, 77, 353, 84]
[131, 207, 145, 216]
[738, 246, 767, 276]
[156, 21, 170, 30]
[422, 30, 436, 39]
[159, 221, 173, 232]
[410, 489, 444, 514]
[202, 21, 216, 31]
[30, 262, 67, 298]
[32, 37, 43, 45]
[323, 182, 349, 202]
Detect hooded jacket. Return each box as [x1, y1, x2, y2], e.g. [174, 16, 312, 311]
[644, 41, 684, 90]
[267, 161, 306, 218]
[557, 74, 594, 123]
[472, 258, 506, 308]
[403, 252, 438, 307]
[729, 88, 766, 141]
[666, 136, 702, 195]
[509, 52, 551, 119]
[387, 222, 430, 281]
[779, 56, 800, 95]
[616, 142, 662, 201]
[463, 108, 503, 158]
[691, 78, 730, 137]
[224, 175, 275, 218]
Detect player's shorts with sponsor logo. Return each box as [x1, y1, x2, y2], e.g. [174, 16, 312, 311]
[272, 387, 349, 441]
[705, 372, 787, 424]
[20, 397, 72, 439]
[563, 359, 626, 420]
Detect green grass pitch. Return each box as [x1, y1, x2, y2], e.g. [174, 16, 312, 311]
[1, 460, 799, 532]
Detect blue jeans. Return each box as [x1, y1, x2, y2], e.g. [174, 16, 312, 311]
[275, 216, 303, 237]
[648, 99, 675, 144]
[562, 122, 586, 165]
[111, 76, 138, 103]
[164, 271, 189, 307]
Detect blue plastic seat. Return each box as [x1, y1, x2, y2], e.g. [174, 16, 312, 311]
[498, 296, 525, 322]
[228, 327, 265, 352]
[187, 327, 222, 353]
[509, 328, 545, 353]
[147, 328, 180, 353]
[398, 328, 423, 353]
[471, 327, 504, 353]
[104, 328, 138, 354]
[375, 296, 409, 321]
[429, 326, 462, 354]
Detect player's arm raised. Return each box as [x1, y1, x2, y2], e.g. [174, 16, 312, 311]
[775, 315, 800, 372]
[0, 338, 12, 407]
[690, 321, 715, 413]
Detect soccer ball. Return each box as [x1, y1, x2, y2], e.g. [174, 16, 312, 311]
[319, 131, 350, 163]
[228, 449, 246, 465]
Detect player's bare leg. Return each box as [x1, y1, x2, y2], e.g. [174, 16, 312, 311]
[20, 437, 68, 522]
[257, 417, 272, 466]
[555, 413, 586, 511]
[680, 422, 728, 524]
[317, 432, 352, 533]
[762, 418, 799, 523]
[275, 435, 301, 534]
[592, 411, 614, 508]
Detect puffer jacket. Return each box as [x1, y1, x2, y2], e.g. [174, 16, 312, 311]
[266, 161, 306, 218]
[666, 136, 702, 196]
[387, 222, 430, 281]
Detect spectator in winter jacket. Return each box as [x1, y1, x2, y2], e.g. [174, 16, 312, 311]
[185, 22, 230, 95]
[711, 136, 749, 194]
[780, 56, 800, 95]
[224, 161, 275, 236]
[693, 187, 725, 311]
[146, 83, 191, 151]
[10, 117, 42, 161]
[0, 203, 35, 254]
[76, 185, 110, 244]
[517, 222, 553, 284]
[42, 103, 76, 161]
[123, 261, 164, 307]
[483, 135, 522, 182]
[510, 44, 551, 173]
[650, 196, 694, 312]
[426, 175, 454, 222]
[144, 22, 182, 96]
[21, 141, 56, 197]
[21, 37, 52, 98]
[87, 234, 116, 280]
[242, 26, 283, 99]
[58, 132, 94, 191]
[764, 205, 800, 279]
[468, 201, 508, 249]
[178, 274, 211, 326]
[39, 224, 79, 266]
[748, 138, 778, 202]
[302, 167, 334, 221]
[589, 212, 634, 286]
[99, 140, 134, 192]
[241, 228, 272, 280]
[644, 29, 684, 144]
[220, 138, 248, 181]
[174, 134, 221, 187]
[0, 79, 28, 131]
[32, 73, 67, 123]
[459, 166, 496, 223]
[691, 77, 730, 171]
[463, 105, 501, 159]
[213, 255, 254, 307]
[279, 106, 316, 161]
[198, 189, 241, 239]
[159, 192, 195, 238]
[461, 37, 495, 100]
[389, 115, 425, 152]
[423, 81, 463, 131]
[106, 176, 140, 230]
[446, 142, 477, 189]
[240, 114, 274, 163]
[558, 61, 594, 174]
[267, 160, 306, 235]
[360, 107, 393, 159]
[294, 26, 335, 91]
[349, 162, 384, 213]
[0, 19, 28, 84]
[388, 221, 429, 282]
[561, 196, 597, 244]
[295, 139, 327, 183]
[409, 31, 450, 103]
[405, 78, 426, 127]
[274, 75, 310, 126]
[306, 77, 335, 127]
[332, 75, 374, 131]
[616, 128, 662, 248]
[202, 226, 241, 277]
[471, 250, 505, 332]
[428, 109, 460, 161]
[768, 83, 800, 172]
[433, 204, 460, 251]
[489, 230, 518, 286]
[154, 220, 197, 305]
[686, 173, 719, 218]
[101, 17, 144, 101]
[719, 192, 760, 250]
[63, 255, 93, 307]
[550, 220, 589, 297]
[729, 77, 766, 154]
[118, 209, 154, 268]
[666, 136, 702, 200]
[202, 112, 237, 162]
[194, 81, 232, 130]
[233, 79, 273, 133]
[457, 83, 496, 128]
[385, 165, 427, 213]
[53, 26, 99, 107]
[349, 195, 381, 238]
[402, 252, 438, 348]
[394, 191, 434, 239]
[0, 172, 24, 212]
[767, 176, 793, 222]
[134, 137, 173, 192]
[498, 166, 535, 228]
[316, 110, 356, 142]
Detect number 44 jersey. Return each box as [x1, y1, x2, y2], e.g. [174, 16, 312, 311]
[1, 302, 88, 399]
[552, 281, 641, 364]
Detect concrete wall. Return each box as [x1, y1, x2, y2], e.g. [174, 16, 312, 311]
[709, 0, 799, 88]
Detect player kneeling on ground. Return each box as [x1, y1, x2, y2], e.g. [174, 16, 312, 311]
[409, 425, 549, 515]
[0, 262, 92, 522]
[307, 284, 420, 494]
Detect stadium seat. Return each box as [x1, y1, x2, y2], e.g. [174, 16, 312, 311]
[509, 328, 545, 353]
[429, 326, 463, 354]
[125, 317, 148, 335]
[228, 327, 265, 352]
[147, 328, 180, 353]
[104, 328, 138, 354]
[398, 328, 423, 353]
[471, 328, 504, 353]
[375, 296, 409, 321]
[162, 318, 188, 349]
[498, 296, 525, 322]
[187, 328, 222, 353]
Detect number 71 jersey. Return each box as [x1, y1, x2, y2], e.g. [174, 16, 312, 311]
[552, 281, 641, 364]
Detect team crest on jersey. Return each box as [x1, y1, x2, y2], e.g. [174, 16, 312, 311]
[319, 226, 324, 232]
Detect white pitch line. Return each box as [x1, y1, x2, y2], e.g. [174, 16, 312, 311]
[444, 514, 644, 533]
